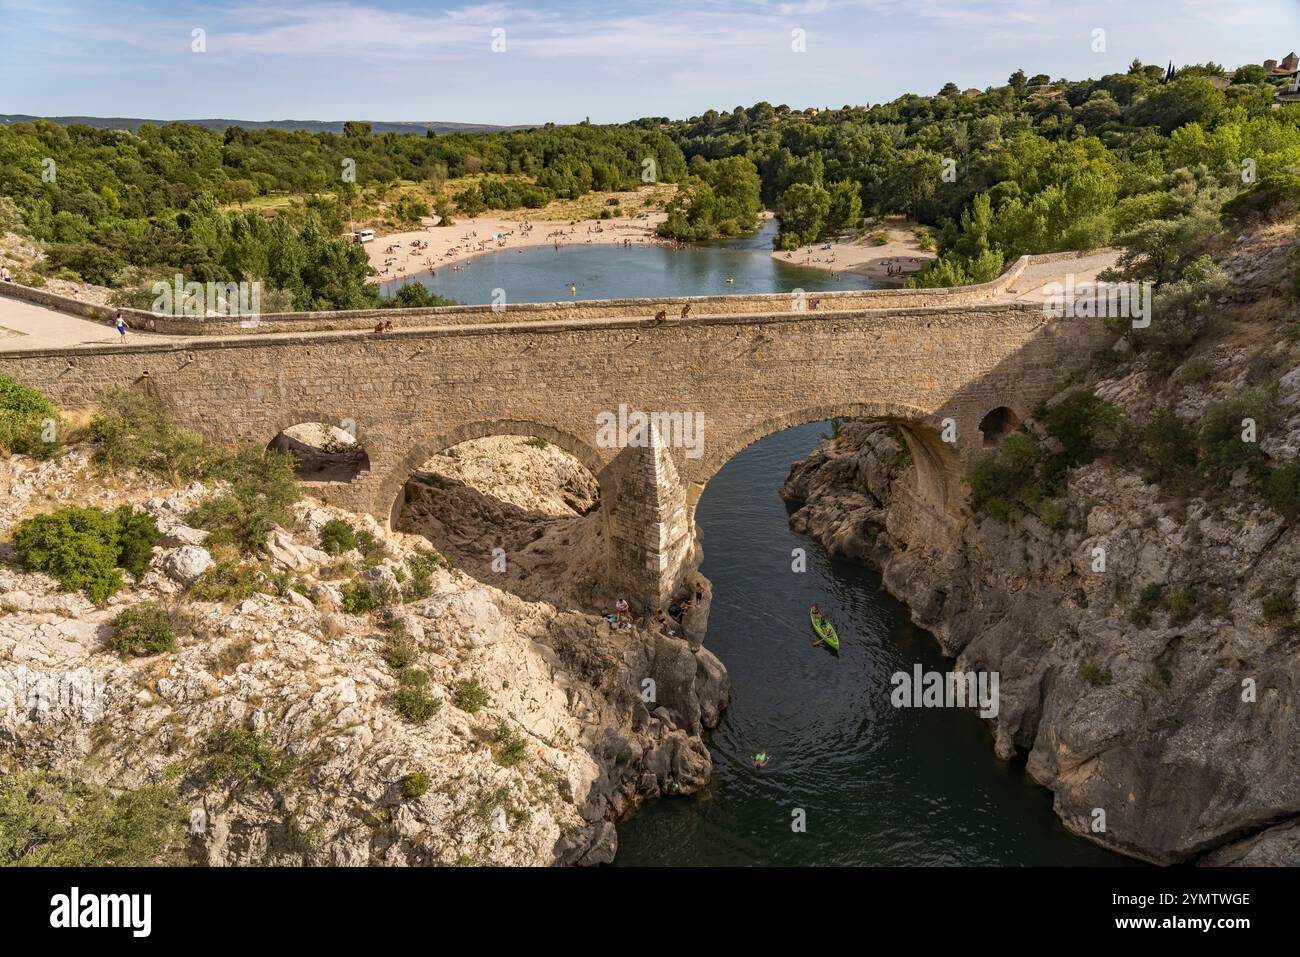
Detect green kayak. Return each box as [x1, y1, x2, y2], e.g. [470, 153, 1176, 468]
[810, 609, 840, 654]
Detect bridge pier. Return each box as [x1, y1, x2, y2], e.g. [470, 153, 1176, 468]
[603, 426, 697, 613]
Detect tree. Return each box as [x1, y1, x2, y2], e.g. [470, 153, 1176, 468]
[775, 182, 831, 248]
[825, 179, 863, 234]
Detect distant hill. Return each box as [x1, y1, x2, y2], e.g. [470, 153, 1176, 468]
[0, 115, 534, 135]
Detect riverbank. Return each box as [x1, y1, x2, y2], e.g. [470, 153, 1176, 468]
[771, 223, 935, 284]
[367, 212, 670, 283]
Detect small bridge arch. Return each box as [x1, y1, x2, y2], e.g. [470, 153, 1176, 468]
[380, 418, 610, 531]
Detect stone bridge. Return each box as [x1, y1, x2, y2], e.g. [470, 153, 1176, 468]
[0, 254, 1116, 611]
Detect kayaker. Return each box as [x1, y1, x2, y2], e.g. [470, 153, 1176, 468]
[810, 603, 822, 624]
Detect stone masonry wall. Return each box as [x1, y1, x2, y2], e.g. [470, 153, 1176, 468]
[0, 302, 1112, 520]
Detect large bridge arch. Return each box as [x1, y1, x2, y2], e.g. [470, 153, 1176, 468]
[688, 401, 965, 520]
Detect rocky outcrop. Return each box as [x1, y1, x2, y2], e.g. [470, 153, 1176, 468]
[0, 444, 728, 866]
[780, 228, 1300, 866]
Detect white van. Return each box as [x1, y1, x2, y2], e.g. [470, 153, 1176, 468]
[354, 229, 375, 244]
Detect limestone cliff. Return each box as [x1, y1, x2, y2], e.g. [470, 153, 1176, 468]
[781, 225, 1300, 866]
[0, 444, 728, 866]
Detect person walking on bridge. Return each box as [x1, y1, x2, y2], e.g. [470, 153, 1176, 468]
[114, 311, 128, 340]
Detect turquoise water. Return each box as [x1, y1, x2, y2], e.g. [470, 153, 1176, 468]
[379, 220, 875, 304]
[612, 424, 1138, 866]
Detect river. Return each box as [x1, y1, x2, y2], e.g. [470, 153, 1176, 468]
[379, 220, 874, 303]
[612, 423, 1137, 866]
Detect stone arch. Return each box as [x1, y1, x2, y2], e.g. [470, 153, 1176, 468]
[261, 411, 374, 451]
[265, 412, 373, 483]
[378, 419, 609, 530]
[978, 406, 1022, 448]
[691, 401, 963, 518]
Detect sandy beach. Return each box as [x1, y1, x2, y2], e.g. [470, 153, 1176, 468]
[366, 211, 669, 283]
[772, 223, 936, 284]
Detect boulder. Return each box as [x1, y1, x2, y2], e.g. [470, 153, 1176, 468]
[158, 525, 209, 548]
[266, 528, 331, 571]
[160, 546, 213, 584]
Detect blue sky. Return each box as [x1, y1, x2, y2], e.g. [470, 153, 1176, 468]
[1, 0, 1297, 125]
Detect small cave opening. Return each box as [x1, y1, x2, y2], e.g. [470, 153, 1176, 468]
[978, 407, 1021, 448]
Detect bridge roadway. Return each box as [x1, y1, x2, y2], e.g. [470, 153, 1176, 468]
[0, 250, 1118, 352]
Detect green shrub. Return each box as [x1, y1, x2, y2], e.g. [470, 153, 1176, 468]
[1197, 394, 1272, 485]
[207, 727, 297, 788]
[522, 437, 548, 449]
[400, 772, 430, 800]
[383, 635, 418, 669]
[188, 559, 276, 602]
[318, 519, 357, 555]
[11, 505, 159, 604]
[967, 391, 1124, 522]
[1261, 589, 1296, 624]
[453, 677, 490, 714]
[1138, 409, 1200, 492]
[967, 432, 1044, 519]
[354, 529, 388, 567]
[1079, 660, 1114, 687]
[341, 578, 385, 615]
[401, 547, 444, 602]
[394, 668, 441, 723]
[1264, 461, 1300, 520]
[492, 721, 527, 767]
[1041, 390, 1123, 467]
[1175, 355, 1215, 384]
[90, 388, 212, 480]
[0, 375, 60, 458]
[188, 447, 300, 553]
[1164, 588, 1197, 625]
[110, 602, 176, 657]
[0, 770, 187, 866]
[115, 506, 161, 579]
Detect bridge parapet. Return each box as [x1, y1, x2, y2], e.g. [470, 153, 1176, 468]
[0, 251, 1091, 337]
